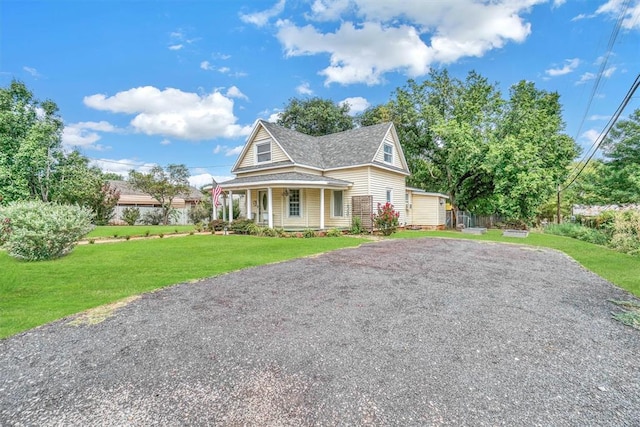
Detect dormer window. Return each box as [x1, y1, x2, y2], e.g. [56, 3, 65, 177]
[256, 141, 271, 163]
[383, 143, 393, 163]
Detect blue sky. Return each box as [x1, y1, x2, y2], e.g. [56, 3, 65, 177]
[2, 0, 639, 188]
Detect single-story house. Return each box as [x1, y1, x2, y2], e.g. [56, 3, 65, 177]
[108, 180, 203, 225]
[218, 120, 447, 230]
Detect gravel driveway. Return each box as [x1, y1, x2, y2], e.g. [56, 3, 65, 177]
[1, 238, 639, 426]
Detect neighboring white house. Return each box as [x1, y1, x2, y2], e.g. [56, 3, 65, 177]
[108, 180, 203, 225]
[218, 120, 448, 230]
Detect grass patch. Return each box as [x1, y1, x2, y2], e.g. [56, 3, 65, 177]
[394, 229, 640, 297]
[0, 235, 363, 338]
[610, 300, 640, 330]
[86, 225, 196, 239]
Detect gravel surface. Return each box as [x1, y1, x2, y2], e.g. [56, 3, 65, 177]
[1, 238, 639, 426]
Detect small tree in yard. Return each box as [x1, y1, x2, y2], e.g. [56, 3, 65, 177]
[128, 164, 190, 225]
[373, 202, 400, 236]
[0, 201, 93, 261]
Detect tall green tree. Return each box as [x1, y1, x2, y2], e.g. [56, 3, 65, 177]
[387, 70, 503, 224]
[277, 97, 354, 136]
[489, 81, 579, 222]
[128, 164, 190, 225]
[599, 108, 640, 203]
[52, 151, 120, 224]
[0, 80, 64, 203]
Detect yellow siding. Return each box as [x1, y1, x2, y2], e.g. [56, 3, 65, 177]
[368, 168, 407, 225]
[408, 193, 446, 227]
[238, 128, 289, 169]
[271, 141, 288, 162]
[373, 133, 404, 169]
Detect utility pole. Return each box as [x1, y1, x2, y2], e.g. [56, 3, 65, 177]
[556, 185, 561, 224]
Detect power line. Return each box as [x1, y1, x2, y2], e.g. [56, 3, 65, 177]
[561, 72, 640, 192]
[565, 0, 632, 181]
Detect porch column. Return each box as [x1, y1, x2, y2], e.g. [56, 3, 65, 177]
[228, 190, 233, 223]
[267, 187, 273, 228]
[246, 189, 252, 221]
[319, 188, 325, 230]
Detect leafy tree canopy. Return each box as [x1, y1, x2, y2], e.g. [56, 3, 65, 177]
[128, 164, 191, 225]
[277, 97, 354, 136]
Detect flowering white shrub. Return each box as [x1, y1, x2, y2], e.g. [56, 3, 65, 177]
[0, 201, 94, 261]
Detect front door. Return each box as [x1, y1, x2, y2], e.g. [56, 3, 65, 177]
[258, 190, 269, 224]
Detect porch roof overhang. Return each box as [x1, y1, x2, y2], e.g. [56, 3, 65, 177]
[220, 172, 353, 190]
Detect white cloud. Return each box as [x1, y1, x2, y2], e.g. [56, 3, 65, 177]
[581, 129, 601, 145]
[90, 158, 156, 177]
[603, 66, 617, 78]
[595, 0, 640, 30]
[200, 61, 214, 71]
[189, 173, 234, 189]
[545, 58, 580, 77]
[240, 0, 286, 27]
[226, 86, 249, 100]
[589, 114, 611, 121]
[23, 66, 41, 78]
[62, 121, 119, 150]
[276, 0, 539, 85]
[83, 86, 252, 140]
[226, 146, 244, 156]
[218, 66, 231, 74]
[277, 21, 432, 85]
[212, 144, 244, 156]
[576, 72, 596, 85]
[160, 139, 171, 145]
[168, 44, 184, 51]
[296, 82, 314, 95]
[339, 96, 370, 115]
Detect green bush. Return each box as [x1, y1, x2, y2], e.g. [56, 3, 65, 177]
[188, 204, 211, 224]
[208, 219, 228, 232]
[609, 210, 640, 256]
[141, 209, 164, 225]
[121, 207, 141, 226]
[0, 201, 94, 261]
[350, 216, 364, 234]
[229, 218, 254, 234]
[326, 228, 343, 237]
[302, 229, 317, 238]
[544, 223, 609, 246]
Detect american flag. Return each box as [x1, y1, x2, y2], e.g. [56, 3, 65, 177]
[212, 185, 223, 207]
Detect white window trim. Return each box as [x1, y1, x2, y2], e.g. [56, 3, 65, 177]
[386, 188, 393, 204]
[383, 143, 393, 164]
[331, 190, 344, 218]
[256, 141, 271, 163]
[287, 188, 302, 218]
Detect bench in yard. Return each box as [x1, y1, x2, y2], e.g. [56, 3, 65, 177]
[502, 229, 529, 238]
[462, 227, 487, 235]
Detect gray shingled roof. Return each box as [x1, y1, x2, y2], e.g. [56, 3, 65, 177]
[256, 120, 399, 170]
[220, 172, 352, 189]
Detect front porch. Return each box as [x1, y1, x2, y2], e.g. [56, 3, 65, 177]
[219, 172, 353, 230]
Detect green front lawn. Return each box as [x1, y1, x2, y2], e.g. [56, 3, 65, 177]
[395, 229, 640, 297]
[0, 235, 363, 338]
